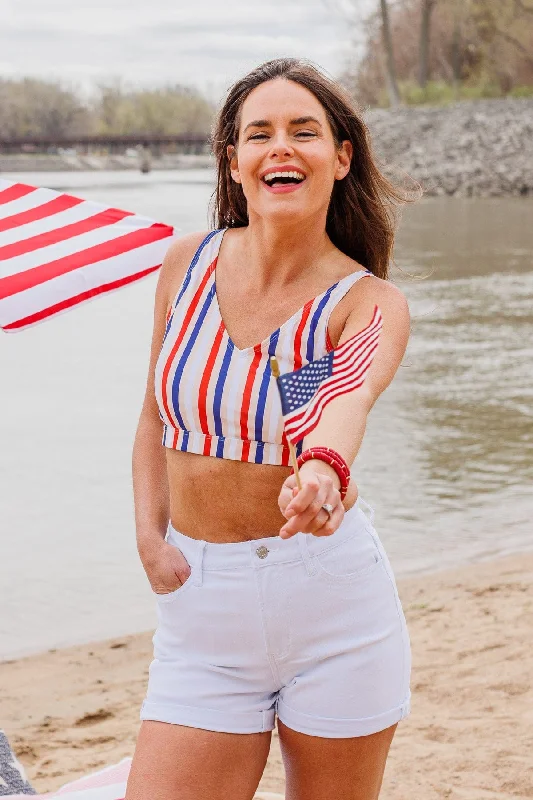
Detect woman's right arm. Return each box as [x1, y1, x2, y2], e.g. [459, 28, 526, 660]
[132, 232, 206, 593]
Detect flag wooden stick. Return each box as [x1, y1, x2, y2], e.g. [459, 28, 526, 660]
[270, 356, 302, 492]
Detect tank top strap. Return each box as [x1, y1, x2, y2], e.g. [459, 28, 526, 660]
[167, 228, 224, 321]
[329, 268, 373, 305]
[317, 269, 373, 354]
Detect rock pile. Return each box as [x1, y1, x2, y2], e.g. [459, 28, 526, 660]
[366, 97, 533, 197]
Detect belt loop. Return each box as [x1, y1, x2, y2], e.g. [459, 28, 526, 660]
[358, 496, 375, 527]
[193, 541, 207, 587]
[297, 533, 317, 577]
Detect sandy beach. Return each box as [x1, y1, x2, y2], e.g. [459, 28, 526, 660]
[1, 552, 532, 799]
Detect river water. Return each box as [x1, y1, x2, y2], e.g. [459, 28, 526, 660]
[1, 169, 532, 659]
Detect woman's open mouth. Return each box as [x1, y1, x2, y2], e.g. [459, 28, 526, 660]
[261, 170, 306, 193]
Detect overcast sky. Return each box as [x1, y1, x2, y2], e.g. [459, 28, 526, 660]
[1, 0, 374, 102]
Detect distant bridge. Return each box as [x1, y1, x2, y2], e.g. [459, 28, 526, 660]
[0, 134, 211, 155]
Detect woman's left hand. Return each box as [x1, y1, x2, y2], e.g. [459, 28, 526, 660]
[278, 467, 345, 539]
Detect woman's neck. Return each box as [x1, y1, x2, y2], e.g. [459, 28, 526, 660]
[240, 214, 335, 291]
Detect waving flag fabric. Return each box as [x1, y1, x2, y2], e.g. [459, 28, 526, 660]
[0, 178, 174, 332]
[275, 305, 383, 444]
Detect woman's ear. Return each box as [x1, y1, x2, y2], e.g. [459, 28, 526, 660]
[227, 144, 241, 184]
[335, 140, 353, 181]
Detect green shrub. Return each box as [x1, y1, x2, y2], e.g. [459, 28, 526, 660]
[510, 85, 533, 98]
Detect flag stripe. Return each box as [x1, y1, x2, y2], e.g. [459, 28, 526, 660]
[0, 236, 171, 329]
[335, 306, 382, 360]
[331, 320, 382, 371]
[0, 187, 57, 219]
[0, 183, 35, 205]
[284, 332, 381, 438]
[0, 178, 174, 331]
[0, 193, 83, 233]
[285, 325, 381, 430]
[0, 215, 165, 285]
[2, 263, 160, 332]
[0, 199, 129, 248]
[279, 307, 383, 442]
[0, 207, 133, 261]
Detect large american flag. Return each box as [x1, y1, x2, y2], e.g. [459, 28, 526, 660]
[0, 178, 174, 332]
[276, 305, 383, 444]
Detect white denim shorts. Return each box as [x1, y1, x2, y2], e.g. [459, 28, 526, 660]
[140, 498, 411, 738]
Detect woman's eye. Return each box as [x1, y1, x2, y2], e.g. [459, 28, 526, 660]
[248, 131, 316, 141]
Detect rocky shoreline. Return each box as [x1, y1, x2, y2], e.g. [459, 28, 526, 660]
[0, 152, 212, 174]
[366, 97, 533, 198]
[1, 98, 532, 198]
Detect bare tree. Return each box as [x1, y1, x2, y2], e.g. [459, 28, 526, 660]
[419, 0, 438, 87]
[380, 0, 401, 105]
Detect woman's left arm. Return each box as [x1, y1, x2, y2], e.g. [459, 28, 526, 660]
[278, 277, 410, 538]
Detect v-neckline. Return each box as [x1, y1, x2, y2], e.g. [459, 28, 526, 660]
[212, 228, 346, 357]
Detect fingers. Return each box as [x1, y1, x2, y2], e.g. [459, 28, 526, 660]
[150, 544, 191, 594]
[278, 474, 299, 517]
[280, 475, 341, 538]
[170, 548, 192, 584]
[311, 502, 345, 537]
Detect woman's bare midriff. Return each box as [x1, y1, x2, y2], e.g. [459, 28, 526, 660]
[166, 448, 292, 543]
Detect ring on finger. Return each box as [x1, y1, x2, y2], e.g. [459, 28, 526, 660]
[321, 503, 334, 519]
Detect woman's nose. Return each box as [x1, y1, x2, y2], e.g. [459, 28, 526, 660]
[268, 133, 294, 158]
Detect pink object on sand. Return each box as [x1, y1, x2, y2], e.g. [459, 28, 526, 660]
[5, 757, 131, 798]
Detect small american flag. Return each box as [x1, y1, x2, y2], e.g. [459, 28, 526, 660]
[276, 305, 383, 444]
[0, 178, 174, 332]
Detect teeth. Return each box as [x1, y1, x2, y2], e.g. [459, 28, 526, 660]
[262, 170, 305, 183]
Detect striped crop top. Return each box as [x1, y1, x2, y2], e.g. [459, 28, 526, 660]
[154, 229, 372, 465]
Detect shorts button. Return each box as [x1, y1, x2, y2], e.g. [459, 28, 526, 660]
[256, 546, 269, 559]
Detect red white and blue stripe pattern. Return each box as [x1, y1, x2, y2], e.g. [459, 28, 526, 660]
[0, 178, 174, 331]
[155, 229, 372, 465]
[276, 305, 383, 444]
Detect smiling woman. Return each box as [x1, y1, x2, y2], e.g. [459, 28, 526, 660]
[126, 58, 415, 800]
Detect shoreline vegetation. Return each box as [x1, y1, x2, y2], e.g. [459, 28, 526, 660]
[1, 551, 532, 798]
[2, 97, 532, 199]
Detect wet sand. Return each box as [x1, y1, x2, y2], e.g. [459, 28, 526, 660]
[1, 552, 532, 799]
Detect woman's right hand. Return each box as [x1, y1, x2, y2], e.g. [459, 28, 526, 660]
[141, 540, 192, 595]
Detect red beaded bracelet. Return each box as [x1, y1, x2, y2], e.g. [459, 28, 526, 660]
[294, 447, 351, 501]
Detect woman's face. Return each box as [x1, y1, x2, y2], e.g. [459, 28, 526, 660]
[228, 78, 352, 226]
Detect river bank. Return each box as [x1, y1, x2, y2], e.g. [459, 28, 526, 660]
[1, 98, 532, 198]
[1, 552, 532, 799]
[0, 152, 212, 173]
[367, 97, 533, 198]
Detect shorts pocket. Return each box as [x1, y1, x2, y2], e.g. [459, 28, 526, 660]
[154, 568, 196, 604]
[313, 527, 383, 585]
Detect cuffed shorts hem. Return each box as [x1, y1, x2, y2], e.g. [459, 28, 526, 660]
[276, 693, 412, 739]
[140, 700, 276, 735]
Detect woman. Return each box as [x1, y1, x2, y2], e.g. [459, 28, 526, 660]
[126, 58, 412, 800]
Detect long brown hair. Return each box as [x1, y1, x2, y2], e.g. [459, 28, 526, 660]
[211, 58, 417, 280]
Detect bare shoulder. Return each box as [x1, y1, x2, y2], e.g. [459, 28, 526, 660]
[158, 230, 210, 304]
[329, 260, 410, 348]
[345, 273, 409, 335]
[352, 273, 410, 320]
